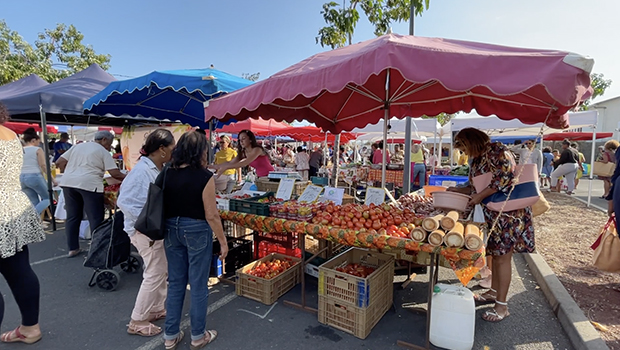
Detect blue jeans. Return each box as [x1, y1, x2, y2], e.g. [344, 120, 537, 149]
[412, 163, 426, 190]
[20, 173, 50, 214]
[164, 217, 213, 341]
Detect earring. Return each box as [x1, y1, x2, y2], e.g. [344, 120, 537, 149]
[161, 152, 166, 158]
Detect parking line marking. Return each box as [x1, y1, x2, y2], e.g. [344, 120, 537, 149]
[31, 255, 67, 266]
[134, 291, 237, 350]
[237, 302, 277, 319]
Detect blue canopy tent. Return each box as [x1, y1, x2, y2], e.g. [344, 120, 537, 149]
[83, 68, 253, 129]
[490, 135, 539, 144]
[0, 74, 49, 99]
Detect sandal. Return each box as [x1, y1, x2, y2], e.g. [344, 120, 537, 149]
[474, 288, 496, 305]
[190, 330, 218, 350]
[148, 309, 167, 322]
[481, 301, 510, 322]
[164, 330, 184, 350]
[127, 322, 161, 337]
[0, 327, 42, 344]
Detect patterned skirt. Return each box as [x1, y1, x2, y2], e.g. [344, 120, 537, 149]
[483, 205, 535, 256]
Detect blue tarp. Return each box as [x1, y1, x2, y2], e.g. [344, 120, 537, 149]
[83, 68, 253, 129]
[490, 135, 539, 144]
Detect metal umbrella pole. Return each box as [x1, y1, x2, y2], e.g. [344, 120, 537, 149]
[588, 127, 597, 207]
[39, 104, 56, 231]
[381, 69, 391, 189]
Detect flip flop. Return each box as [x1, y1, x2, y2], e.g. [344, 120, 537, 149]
[0, 327, 42, 344]
[164, 331, 184, 350]
[482, 308, 510, 322]
[190, 330, 218, 350]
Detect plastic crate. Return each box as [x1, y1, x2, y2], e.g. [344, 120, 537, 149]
[236, 253, 301, 305]
[229, 192, 275, 216]
[254, 231, 299, 259]
[210, 237, 253, 277]
[256, 240, 301, 259]
[311, 176, 329, 185]
[318, 248, 394, 308]
[318, 279, 393, 339]
[428, 175, 469, 187]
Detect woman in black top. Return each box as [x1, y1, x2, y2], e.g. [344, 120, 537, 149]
[550, 139, 579, 195]
[161, 131, 228, 350]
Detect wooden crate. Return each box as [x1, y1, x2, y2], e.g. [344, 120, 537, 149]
[318, 248, 394, 308]
[236, 253, 301, 305]
[318, 278, 393, 339]
[255, 178, 310, 196]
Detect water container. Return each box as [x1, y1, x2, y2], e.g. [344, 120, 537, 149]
[429, 283, 475, 350]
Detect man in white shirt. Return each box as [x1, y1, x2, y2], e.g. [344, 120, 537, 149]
[56, 131, 125, 257]
[510, 139, 543, 174]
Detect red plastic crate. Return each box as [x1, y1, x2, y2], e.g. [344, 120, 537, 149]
[257, 241, 301, 259]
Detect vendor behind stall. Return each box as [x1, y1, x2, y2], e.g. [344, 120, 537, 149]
[214, 135, 241, 193]
[210, 129, 274, 179]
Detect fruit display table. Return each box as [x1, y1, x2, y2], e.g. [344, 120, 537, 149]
[219, 210, 485, 285]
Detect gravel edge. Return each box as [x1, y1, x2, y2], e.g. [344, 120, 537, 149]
[524, 252, 610, 350]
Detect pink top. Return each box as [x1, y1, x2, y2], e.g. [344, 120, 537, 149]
[373, 149, 390, 164]
[250, 154, 275, 177]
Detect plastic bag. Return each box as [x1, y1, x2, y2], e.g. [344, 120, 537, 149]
[473, 204, 485, 223]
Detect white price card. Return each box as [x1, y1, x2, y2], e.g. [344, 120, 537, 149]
[275, 178, 296, 200]
[365, 187, 386, 206]
[322, 187, 345, 205]
[298, 185, 323, 203]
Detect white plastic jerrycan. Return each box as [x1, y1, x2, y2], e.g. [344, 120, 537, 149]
[429, 283, 475, 350]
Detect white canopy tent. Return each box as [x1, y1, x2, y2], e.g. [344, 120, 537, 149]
[447, 110, 599, 206]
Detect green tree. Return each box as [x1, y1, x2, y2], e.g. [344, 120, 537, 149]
[316, 0, 431, 49]
[0, 20, 111, 85]
[580, 73, 612, 109]
[241, 72, 261, 82]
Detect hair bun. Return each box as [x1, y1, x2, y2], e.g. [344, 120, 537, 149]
[139, 147, 147, 156]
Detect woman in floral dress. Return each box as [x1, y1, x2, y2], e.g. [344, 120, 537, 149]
[448, 127, 535, 322]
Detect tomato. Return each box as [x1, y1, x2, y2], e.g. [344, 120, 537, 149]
[399, 227, 410, 235]
[364, 221, 373, 228]
[362, 211, 370, 219]
[372, 221, 382, 230]
[387, 219, 395, 227]
[321, 219, 329, 225]
[347, 222, 355, 229]
[333, 217, 342, 226]
[383, 211, 390, 218]
[355, 212, 362, 219]
[370, 214, 378, 221]
[355, 222, 364, 229]
[359, 218, 366, 224]
[326, 205, 334, 213]
[394, 216, 403, 225]
[352, 217, 359, 224]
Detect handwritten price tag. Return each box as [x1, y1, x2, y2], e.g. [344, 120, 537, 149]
[364, 187, 386, 206]
[275, 178, 296, 200]
[298, 185, 323, 203]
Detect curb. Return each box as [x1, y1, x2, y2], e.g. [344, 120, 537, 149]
[524, 252, 610, 350]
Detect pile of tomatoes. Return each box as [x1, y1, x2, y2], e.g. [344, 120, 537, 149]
[247, 259, 296, 279]
[310, 203, 423, 237]
[335, 263, 376, 278]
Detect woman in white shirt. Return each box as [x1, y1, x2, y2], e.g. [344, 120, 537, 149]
[55, 131, 126, 258]
[20, 129, 56, 215]
[117, 129, 175, 337]
[295, 146, 310, 180]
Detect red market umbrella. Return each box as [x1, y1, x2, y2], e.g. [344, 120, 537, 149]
[205, 34, 593, 133]
[545, 132, 613, 141]
[4, 122, 58, 134]
[216, 117, 292, 136]
[277, 126, 359, 143]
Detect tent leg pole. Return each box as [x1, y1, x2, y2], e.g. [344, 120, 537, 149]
[404, 117, 412, 193]
[208, 120, 214, 164]
[382, 114, 388, 189]
[588, 128, 596, 207]
[39, 106, 56, 231]
[331, 134, 340, 187]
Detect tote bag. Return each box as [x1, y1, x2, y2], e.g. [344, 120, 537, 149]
[135, 167, 168, 241]
[472, 162, 540, 212]
[592, 161, 615, 177]
[591, 215, 620, 273]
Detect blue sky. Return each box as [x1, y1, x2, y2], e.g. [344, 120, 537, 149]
[3, 0, 619, 103]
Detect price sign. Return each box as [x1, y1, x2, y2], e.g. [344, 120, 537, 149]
[241, 182, 254, 192]
[322, 187, 345, 205]
[276, 178, 296, 200]
[298, 185, 323, 203]
[365, 187, 386, 206]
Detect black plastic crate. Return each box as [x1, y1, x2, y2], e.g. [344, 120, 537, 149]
[210, 237, 253, 277]
[228, 192, 275, 216]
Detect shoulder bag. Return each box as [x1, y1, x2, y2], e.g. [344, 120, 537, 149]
[591, 215, 620, 273]
[134, 166, 168, 240]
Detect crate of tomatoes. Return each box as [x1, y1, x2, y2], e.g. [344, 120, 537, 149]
[318, 248, 394, 308]
[236, 253, 301, 305]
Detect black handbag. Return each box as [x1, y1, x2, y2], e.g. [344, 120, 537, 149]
[134, 166, 168, 240]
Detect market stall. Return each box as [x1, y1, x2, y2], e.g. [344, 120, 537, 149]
[205, 33, 593, 348]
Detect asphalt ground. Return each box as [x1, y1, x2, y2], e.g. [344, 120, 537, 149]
[0, 224, 575, 350]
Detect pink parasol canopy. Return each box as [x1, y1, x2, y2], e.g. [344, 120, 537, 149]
[216, 117, 292, 135]
[4, 122, 58, 134]
[205, 34, 593, 133]
[545, 132, 613, 141]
